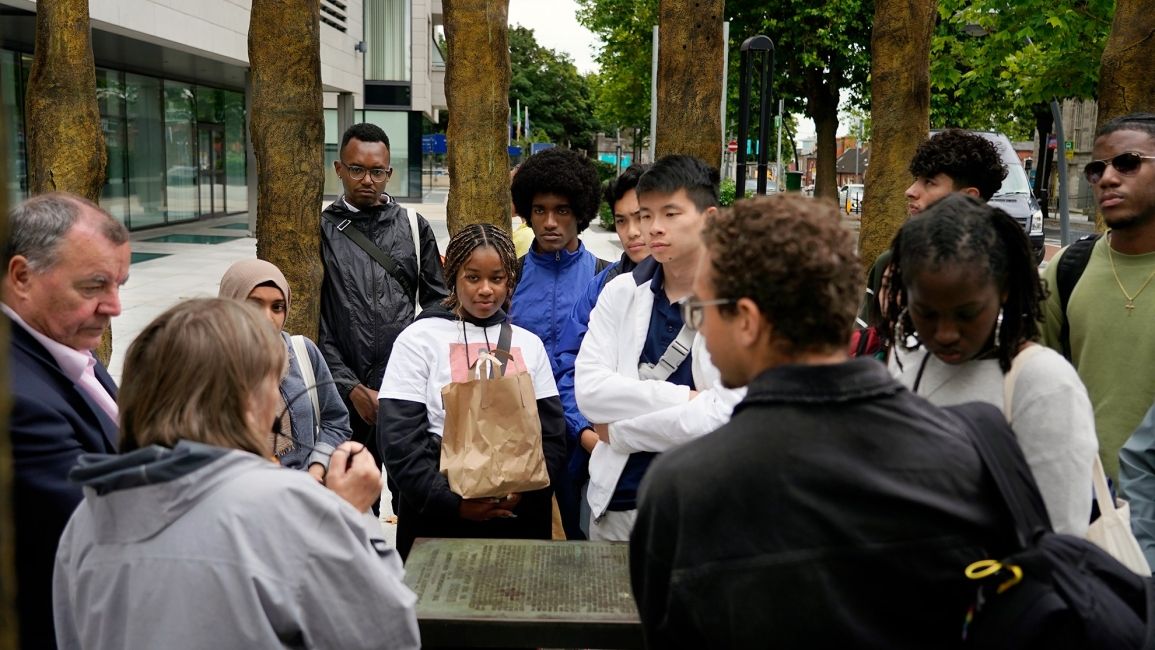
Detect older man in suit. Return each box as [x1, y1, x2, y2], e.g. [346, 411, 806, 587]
[3, 192, 129, 649]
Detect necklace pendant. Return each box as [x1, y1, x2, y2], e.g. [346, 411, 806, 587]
[1126, 300, 1136, 314]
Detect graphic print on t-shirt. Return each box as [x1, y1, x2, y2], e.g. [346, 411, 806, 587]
[448, 342, 529, 383]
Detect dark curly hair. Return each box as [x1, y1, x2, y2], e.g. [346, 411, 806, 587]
[604, 164, 650, 210]
[637, 155, 720, 211]
[510, 148, 601, 232]
[910, 129, 1007, 200]
[703, 194, 860, 352]
[882, 193, 1047, 372]
[1096, 112, 1155, 140]
[340, 122, 390, 152]
[442, 224, 519, 314]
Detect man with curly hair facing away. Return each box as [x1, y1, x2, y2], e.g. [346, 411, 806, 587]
[509, 148, 611, 367]
[856, 129, 1007, 330]
[630, 194, 1012, 648]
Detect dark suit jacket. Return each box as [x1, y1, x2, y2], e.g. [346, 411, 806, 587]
[9, 319, 117, 649]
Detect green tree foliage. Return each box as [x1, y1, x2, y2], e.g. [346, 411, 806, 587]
[930, 0, 1113, 138]
[581, 0, 873, 200]
[509, 25, 600, 150]
[577, 0, 657, 150]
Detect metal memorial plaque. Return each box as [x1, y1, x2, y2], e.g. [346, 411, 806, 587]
[404, 538, 642, 648]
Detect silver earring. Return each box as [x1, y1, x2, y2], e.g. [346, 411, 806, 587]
[993, 307, 1004, 347]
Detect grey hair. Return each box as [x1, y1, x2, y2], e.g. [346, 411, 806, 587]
[6, 192, 129, 271]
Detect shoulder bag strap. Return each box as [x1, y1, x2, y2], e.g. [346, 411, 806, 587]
[1002, 343, 1044, 425]
[638, 325, 695, 381]
[945, 402, 1054, 549]
[290, 335, 321, 434]
[407, 209, 422, 316]
[495, 320, 514, 375]
[324, 211, 415, 298]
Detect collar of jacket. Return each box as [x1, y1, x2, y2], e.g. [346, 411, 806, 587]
[738, 357, 902, 409]
[331, 193, 397, 218]
[527, 239, 589, 268]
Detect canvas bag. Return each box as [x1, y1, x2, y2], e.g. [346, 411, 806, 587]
[1004, 344, 1151, 576]
[440, 321, 550, 499]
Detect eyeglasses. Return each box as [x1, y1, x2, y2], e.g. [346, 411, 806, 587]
[1083, 152, 1155, 184]
[341, 163, 392, 182]
[679, 297, 737, 331]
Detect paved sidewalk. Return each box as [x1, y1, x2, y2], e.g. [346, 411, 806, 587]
[112, 192, 626, 381]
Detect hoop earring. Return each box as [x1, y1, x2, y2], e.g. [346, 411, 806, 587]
[894, 307, 919, 347]
[993, 307, 1004, 348]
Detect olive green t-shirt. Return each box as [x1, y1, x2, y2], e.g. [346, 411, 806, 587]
[1041, 236, 1155, 480]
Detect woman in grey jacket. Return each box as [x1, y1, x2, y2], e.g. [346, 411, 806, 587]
[219, 259, 352, 480]
[53, 298, 419, 649]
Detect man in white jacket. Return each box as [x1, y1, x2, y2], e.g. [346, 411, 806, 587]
[574, 155, 745, 541]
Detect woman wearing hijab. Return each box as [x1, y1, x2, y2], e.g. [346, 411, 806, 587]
[219, 259, 353, 480]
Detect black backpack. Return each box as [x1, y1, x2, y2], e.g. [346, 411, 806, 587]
[947, 402, 1153, 650]
[1055, 234, 1100, 361]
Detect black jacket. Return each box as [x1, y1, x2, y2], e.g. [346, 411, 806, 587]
[630, 358, 1014, 649]
[319, 195, 448, 398]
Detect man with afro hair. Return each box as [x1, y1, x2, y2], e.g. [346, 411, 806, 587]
[855, 128, 1007, 336]
[509, 147, 611, 369]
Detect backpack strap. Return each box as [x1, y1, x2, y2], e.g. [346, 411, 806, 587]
[945, 402, 1054, 549]
[407, 209, 422, 316]
[594, 256, 613, 274]
[1056, 234, 1099, 361]
[324, 211, 416, 299]
[289, 335, 321, 436]
[516, 255, 526, 285]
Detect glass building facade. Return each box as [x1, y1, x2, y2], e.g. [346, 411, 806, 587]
[324, 108, 423, 200]
[2, 48, 247, 230]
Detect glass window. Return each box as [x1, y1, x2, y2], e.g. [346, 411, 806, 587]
[196, 85, 225, 123]
[365, 0, 410, 81]
[2, 49, 28, 202]
[222, 89, 246, 213]
[97, 68, 128, 226]
[164, 81, 198, 221]
[125, 73, 166, 229]
[363, 110, 409, 196]
[324, 108, 342, 196]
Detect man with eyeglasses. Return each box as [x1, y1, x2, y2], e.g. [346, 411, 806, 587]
[320, 122, 448, 514]
[574, 155, 744, 541]
[629, 194, 1012, 647]
[1037, 113, 1155, 490]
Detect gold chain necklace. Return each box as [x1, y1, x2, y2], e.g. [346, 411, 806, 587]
[1106, 231, 1155, 315]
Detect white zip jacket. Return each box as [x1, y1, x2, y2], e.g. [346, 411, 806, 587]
[575, 259, 745, 519]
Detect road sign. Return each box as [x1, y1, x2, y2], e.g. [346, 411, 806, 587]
[727, 140, 738, 153]
[1065, 140, 1074, 152]
[422, 133, 447, 155]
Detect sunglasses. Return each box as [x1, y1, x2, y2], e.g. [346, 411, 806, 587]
[1083, 152, 1155, 184]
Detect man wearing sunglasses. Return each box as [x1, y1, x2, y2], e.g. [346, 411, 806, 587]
[1039, 113, 1155, 490]
[320, 122, 448, 514]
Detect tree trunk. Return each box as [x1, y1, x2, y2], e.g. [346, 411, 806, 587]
[809, 82, 839, 202]
[444, 0, 512, 235]
[1097, 0, 1155, 125]
[858, 0, 937, 272]
[654, 0, 725, 166]
[249, 0, 325, 340]
[0, 95, 16, 650]
[25, 0, 110, 362]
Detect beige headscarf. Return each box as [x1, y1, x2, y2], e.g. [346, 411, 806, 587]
[218, 258, 294, 457]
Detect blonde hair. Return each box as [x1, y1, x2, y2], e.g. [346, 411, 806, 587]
[119, 298, 287, 454]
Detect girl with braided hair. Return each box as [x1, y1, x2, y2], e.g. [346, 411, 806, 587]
[378, 223, 567, 558]
[883, 192, 1098, 535]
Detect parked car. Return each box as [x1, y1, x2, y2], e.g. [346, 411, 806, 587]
[839, 183, 864, 215]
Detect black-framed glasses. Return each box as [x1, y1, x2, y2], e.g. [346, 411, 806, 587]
[679, 297, 737, 331]
[341, 162, 392, 182]
[1083, 152, 1155, 184]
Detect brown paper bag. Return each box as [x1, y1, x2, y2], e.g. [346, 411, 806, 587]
[440, 350, 550, 499]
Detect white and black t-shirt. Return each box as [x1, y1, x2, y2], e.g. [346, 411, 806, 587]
[379, 317, 559, 437]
